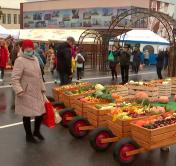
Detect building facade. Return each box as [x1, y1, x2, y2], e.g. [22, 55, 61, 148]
[0, 8, 20, 29]
[21, 0, 150, 29]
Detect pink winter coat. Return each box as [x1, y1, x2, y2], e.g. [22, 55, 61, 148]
[11, 55, 46, 117]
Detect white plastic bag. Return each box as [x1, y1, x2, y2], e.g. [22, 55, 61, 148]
[54, 110, 62, 124]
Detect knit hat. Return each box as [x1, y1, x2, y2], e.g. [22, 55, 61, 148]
[22, 39, 34, 50]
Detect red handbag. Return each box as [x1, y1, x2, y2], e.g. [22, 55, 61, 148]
[43, 102, 55, 128]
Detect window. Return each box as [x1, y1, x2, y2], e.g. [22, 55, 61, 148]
[14, 14, 17, 24]
[18, 14, 20, 24]
[2, 14, 6, 24]
[7, 14, 11, 24]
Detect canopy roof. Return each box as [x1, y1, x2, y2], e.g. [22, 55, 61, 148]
[0, 25, 11, 39]
[19, 29, 95, 43]
[117, 29, 170, 45]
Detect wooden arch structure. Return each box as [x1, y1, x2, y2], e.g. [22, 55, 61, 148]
[108, 7, 176, 76]
[78, 29, 130, 71]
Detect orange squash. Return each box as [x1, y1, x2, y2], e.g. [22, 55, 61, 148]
[135, 92, 149, 100]
[158, 96, 169, 104]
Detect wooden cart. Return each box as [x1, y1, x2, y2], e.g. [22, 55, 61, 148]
[88, 114, 149, 152]
[112, 115, 176, 165]
[68, 101, 115, 139]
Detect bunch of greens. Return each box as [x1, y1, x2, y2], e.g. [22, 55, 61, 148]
[90, 88, 114, 101]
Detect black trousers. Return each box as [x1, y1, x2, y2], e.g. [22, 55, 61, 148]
[133, 65, 140, 74]
[23, 116, 43, 137]
[157, 67, 163, 79]
[77, 67, 82, 80]
[110, 67, 117, 79]
[59, 72, 71, 85]
[0, 67, 5, 79]
[120, 65, 129, 84]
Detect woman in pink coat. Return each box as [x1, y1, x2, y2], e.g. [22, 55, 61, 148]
[11, 39, 46, 143]
[0, 40, 8, 81]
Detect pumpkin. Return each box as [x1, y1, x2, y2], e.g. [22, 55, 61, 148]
[158, 96, 169, 104]
[135, 92, 149, 100]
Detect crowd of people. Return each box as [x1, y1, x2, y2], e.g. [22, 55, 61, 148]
[108, 44, 169, 83]
[0, 36, 85, 84]
[0, 36, 170, 86]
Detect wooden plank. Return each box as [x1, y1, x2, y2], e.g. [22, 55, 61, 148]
[150, 123, 176, 136]
[126, 148, 146, 156]
[151, 130, 176, 143]
[132, 131, 151, 143]
[132, 136, 151, 149]
[79, 125, 95, 131]
[101, 137, 120, 143]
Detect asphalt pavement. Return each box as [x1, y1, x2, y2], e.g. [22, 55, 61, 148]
[0, 67, 175, 166]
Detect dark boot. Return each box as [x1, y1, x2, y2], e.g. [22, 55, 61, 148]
[34, 115, 44, 141]
[23, 117, 38, 144]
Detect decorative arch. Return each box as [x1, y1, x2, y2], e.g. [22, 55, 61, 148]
[78, 29, 103, 70]
[108, 7, 176, 76]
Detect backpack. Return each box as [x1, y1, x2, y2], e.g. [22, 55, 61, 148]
[108, 51, 114, 62]
[77, 55, 84, 64]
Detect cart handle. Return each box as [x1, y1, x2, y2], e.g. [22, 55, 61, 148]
[126, 148, 146, 156]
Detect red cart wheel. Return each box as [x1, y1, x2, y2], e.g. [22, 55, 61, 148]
[89, 127, 114, 152]
[59, 108, 76, 127]
[113, 138, 139, 165]
[68, 116, 89, 139]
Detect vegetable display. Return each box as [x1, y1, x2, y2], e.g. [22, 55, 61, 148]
[135, 112, 176, 129]
[111, 102, 166, 121]
[64, 85, 95, 95]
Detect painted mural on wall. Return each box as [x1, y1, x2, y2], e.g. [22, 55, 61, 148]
[23, 7, 147, 29]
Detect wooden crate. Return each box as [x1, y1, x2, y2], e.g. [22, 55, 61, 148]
[157, 84, 171, 97]
[109, 85, 129, 97]
[107, 115, 148, 139]
[52, 88, 60, 102]
[128, 84, 158, 100]
[85, 105, 112, 128]
[131, 117, 176, 150]
[70, 96, 84, 116]
[52, 82, 91, 102]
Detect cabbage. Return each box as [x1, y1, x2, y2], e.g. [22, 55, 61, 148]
[95, 84, 105, 91]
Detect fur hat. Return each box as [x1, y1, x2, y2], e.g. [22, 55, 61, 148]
[22, 39, 34, 50]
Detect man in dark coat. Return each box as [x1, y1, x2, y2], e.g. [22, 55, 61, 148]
[132, 47, 141, 74]
[119, 45, 131, 84]
[56, 37, 75, 85]
[156, 50, 164, 79]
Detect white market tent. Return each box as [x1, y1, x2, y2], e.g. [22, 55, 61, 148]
[0, 25, 11, 38]
[19, 29, 95, 43]
[8, 29, 20, 39]
[115, 29, 170, 46]
[19, 29, 49, 41]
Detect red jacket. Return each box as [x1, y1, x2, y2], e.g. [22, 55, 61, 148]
[0, 46, 8, 68]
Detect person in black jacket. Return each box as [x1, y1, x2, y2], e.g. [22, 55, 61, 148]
[56, 37, 75, 85]
[156, 50, 164, 79]
[119, 45, 131, 84]
[132, 47, 141, 74]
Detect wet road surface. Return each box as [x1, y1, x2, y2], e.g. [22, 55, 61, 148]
[0, 68, 175, 166]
